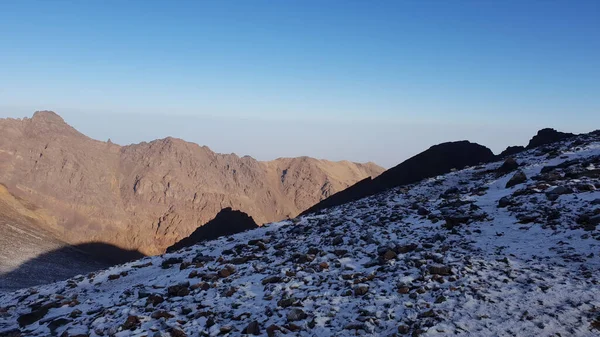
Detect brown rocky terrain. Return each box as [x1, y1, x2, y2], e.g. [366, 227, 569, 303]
[0, 111, 383, 255]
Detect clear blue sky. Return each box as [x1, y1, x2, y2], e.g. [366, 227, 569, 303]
[1, 0, 599, 167]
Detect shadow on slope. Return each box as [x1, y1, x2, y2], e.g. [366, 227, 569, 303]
[167, 207, 258, 252]
[0, 242, 144, 292]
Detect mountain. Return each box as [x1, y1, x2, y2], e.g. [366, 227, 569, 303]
[301, 140, 495, 216]
[1, 129, 598, 336]
[0, 111, 384, 257]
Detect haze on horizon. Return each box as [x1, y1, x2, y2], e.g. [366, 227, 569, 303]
[1, 0, 599, 168]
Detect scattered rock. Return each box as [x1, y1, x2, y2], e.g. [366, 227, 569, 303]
[287, 308, 307, 322]
[428, 264, 452, 276]
[506, 171, 527, 188]
[244, 321, 260, 335]
[497, 157, 519, 174]
[122, 315, 141, 330]
[354, 285, 369, 296]
[262, 276, 282, 285]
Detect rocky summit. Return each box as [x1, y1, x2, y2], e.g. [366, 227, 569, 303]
[1, 130, 599, 336]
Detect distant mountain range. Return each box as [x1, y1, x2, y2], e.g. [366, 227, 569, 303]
[0, 111, 383, 260]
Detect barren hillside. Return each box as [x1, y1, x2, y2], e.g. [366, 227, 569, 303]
[0, 111, 383, 255]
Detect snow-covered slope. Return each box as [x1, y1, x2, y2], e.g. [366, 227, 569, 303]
[1, 132, 600, 337]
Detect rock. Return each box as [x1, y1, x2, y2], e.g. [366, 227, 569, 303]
[17, 302, 59, 327]
[244, 321, 260, 335]
[266, 325, 282, 337]
[48, 318, 72, 332]
[219, 326, 233, 334]
[161, 257, 183, 268]
[443, 187, 460, 196]
[526, 128, 576, 149]
[0, 329, 21, 337]
[170, 328, 186, 337]
[69, 309, 82, 318]
[192, 254, 214, 263]
[396, 244, 418, 254]
[262, 276, 283, 285]
[397, 325, 410, 334]
[167, 283, 190, 297]
[287, 308, 307, 322]
[506, 171, 527, 188]
[497, 157, 519, 174]
[383, 250, 397, 260]
[428, 264, 452, 276]
[344, 322, 367, 330]
[397, 287, 410, 294]
[223, 287, 237, 297]
[547, 186, 572, 195]
[277, 297, 295, 308]
[498, 196, 511, 208]
[332, 236, 344, 245]
[146, 294, 164, 306]
[354, 285, 369, 296]
[499, 146, 525, 158]
[218, 266, 235, 278]
[417, 207, 430, 216]
[151, 310, 174, 319]
[418, 309, 437, 318]
[122, 315, 140, 330]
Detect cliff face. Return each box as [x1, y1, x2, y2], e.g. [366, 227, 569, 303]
[0, 111, 383, 255]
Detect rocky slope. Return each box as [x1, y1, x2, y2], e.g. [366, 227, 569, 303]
[0, 111, 383, 255]
[1, 130, 599, 336]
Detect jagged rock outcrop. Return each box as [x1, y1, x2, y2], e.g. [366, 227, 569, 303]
[0, 111, 383, 255]
[499, 145, 525, 158]
[526, 128, 576, 149]
[167, 208, 258, 252]
[301, 141, 495, 215]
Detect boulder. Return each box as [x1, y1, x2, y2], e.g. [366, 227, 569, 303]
[506, 171, 527, 188]
[497, 157, 519, 174]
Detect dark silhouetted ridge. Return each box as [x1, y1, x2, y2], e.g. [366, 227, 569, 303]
[301, 141, 495, 215]
[167, 207, 258, 252]
[526, 128, 576, 149]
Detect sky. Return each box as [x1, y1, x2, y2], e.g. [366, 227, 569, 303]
[0, 0, 599, 168]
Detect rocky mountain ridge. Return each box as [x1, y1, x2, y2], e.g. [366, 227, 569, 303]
[301, 128, 580, 217]
[1, 128, 598, 336]
[0, 111, 383, 256]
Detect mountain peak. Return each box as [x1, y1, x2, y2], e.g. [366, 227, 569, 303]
[31, 110, 66, 123]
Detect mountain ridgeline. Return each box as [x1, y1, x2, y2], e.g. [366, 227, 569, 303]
[301, 128, 578, 216]
[0, 111, 384, 256]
